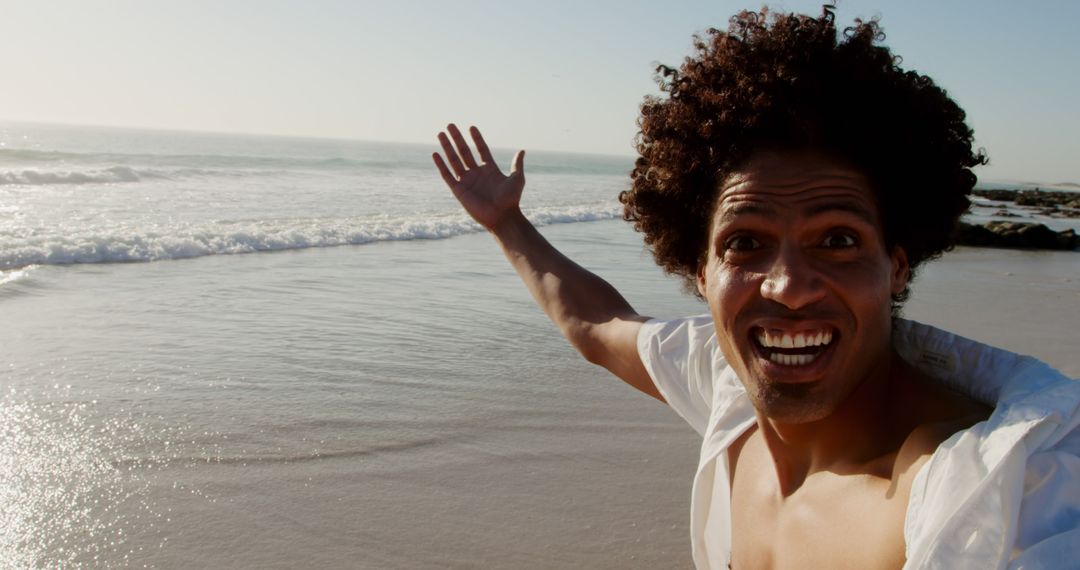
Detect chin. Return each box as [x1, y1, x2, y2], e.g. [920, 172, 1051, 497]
[748, 381, 841, 424]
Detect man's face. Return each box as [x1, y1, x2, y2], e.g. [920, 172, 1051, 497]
[697, 150, 909, 424]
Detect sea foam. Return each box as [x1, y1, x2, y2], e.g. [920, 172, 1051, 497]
[0, 204, 621, 270]
[0, 166, 151, 185]
[0, 166, 274, 186]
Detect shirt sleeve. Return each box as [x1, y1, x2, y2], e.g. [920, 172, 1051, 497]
[637, 315, 720, 436]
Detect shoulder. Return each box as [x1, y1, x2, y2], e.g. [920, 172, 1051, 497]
[887, 360, 993, 485]
[637, 314, 726, 395]
[638, 314, 718, 354]
[898, 413, 982, 461]
[878, 415, 976, 508]
[890, 401, 990, 488]
[638, 315, 748, 435]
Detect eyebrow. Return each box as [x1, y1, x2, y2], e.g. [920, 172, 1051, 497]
[716, 202, 775, 225]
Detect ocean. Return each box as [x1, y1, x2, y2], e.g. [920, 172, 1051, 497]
[1, 122, 1077, 568]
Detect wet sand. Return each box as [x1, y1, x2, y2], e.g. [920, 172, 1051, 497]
[2, 220, 1076, 568]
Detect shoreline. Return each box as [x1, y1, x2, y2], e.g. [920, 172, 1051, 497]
[2, 219, 1075, 568]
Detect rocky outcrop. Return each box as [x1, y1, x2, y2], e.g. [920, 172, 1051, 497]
[972, 189, 1080, 218]
[973, 189, 1020, 202]
[956, 221, 1079, 250]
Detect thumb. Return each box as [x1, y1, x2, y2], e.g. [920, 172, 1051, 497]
[510, 150, 525, 176]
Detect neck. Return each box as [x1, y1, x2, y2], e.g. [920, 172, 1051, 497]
[757, 348, 911, 495]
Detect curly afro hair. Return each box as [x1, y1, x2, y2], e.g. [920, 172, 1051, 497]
[620, 5, 986, 308]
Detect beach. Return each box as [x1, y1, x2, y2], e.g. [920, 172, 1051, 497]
[1, 123, 1078, 568]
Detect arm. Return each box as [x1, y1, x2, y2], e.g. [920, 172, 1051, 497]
[432, 124, 661, 401]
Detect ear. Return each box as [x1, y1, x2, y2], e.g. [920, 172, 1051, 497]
[889, 246, 910, 296]
[696, 263, 708, 298]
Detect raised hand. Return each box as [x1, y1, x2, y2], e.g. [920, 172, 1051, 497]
[433, 124, 525, 231]
[431, 125, 653, 399]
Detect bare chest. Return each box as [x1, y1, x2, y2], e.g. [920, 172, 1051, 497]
[728, 459, 910, 569]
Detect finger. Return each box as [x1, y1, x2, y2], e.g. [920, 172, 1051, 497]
[470, 126, 495, 165]
[510, 150, 525, 176]
[432, 153, 458, 187]
[447, 124, 478, 169]
[438, 132, 466, 177]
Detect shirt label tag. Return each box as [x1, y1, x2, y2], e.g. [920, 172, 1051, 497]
[918, 349, 955, 373]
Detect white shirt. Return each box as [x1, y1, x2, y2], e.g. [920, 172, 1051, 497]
[638, 315, 1080, 570]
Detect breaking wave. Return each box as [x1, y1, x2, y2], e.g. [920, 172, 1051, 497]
[0, 204, 621, 270]
[0, 166, 155, 185]
[0, 266, 36, 286]
[0, 166, 276, 186]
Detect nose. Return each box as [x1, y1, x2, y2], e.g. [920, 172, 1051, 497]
[760, 244, 826, 310]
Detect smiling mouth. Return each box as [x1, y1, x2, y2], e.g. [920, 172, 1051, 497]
[752, 327, 837, 366]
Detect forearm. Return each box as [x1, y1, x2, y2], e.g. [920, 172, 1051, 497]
[490, 210, 648, 366]
[432, 124, 659, 398]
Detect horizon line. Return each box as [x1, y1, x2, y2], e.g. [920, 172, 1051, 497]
[0, 118, 639, 160]
[0, 118, 1074, 188]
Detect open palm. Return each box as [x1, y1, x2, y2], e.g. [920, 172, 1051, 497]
[433, 124, 525, 230]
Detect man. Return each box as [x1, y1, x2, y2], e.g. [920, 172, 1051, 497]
[433, 7, 1079, 569]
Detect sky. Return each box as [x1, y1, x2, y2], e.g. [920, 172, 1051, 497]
[0, 0, 1077, 184]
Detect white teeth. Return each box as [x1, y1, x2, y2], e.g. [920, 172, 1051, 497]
[756, 329, 835, 349]
[769, 353, 816, 366]
[756, 328, 836, 366]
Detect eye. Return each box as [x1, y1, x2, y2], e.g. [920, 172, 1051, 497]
[724, 234, 761, 252]
[821, 231, 858, 249]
